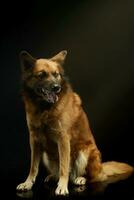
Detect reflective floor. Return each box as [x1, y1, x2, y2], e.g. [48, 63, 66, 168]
[2, 173, 134, 200]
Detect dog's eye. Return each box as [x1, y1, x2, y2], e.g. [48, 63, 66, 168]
[36, 72, 47, 80]
[53, 72, 59, 78]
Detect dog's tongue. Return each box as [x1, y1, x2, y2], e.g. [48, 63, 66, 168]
[45, 90, 57, 104]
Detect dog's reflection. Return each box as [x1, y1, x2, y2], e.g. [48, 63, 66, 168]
[16, 190, 33, 199]
[16, 172, 132, 198]
[89, 172, 132, 195]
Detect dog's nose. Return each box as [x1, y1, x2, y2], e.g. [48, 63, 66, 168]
[52, 84, 61, 93]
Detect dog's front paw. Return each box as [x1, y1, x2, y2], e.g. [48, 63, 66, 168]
[55, 178, 69, 196]
[16, 181, 33, 191]
[55, 185, 69, 196]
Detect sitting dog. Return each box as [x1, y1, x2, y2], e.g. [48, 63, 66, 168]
[16, 50, 133, 195]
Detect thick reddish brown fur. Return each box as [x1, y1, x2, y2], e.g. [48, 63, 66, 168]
[16, 50, 133, 195]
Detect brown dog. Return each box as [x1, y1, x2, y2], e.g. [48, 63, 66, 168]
[16, 50, 133, 195]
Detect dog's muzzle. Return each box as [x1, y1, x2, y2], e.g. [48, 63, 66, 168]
[35, 84, 61, 104]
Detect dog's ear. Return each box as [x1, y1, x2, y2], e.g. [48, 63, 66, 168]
[20, 51, 36, 71]
[50, 50, 67, 65]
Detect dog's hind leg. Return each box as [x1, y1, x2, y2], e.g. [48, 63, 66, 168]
[70, 151, 88, 186]
[86, 148, 107, 182]
[43, 152, 59, 183]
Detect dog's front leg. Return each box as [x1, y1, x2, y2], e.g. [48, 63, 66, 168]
[16, 136, 41, 191]
[55, 134, 70, 195]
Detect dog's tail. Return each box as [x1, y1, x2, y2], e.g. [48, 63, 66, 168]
[102, 161, 133, 177]
[92, 161, 134, 184]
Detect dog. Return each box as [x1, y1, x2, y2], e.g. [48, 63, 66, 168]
[16, 50, 133, 195]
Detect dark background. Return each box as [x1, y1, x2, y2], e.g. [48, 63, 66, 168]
[0, 0, 134, 199]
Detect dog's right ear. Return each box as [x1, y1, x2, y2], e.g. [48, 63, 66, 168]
[19, 51, 36, 71]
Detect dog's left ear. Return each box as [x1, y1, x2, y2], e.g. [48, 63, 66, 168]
[50, 50, 67, 65]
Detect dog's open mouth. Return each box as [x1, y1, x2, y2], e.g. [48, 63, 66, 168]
[36, 87, 60, 104]
[43, 90, 59, 104]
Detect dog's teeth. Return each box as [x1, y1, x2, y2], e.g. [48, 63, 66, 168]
[41, 88, 45, 93]
[56, 96, 58, 102]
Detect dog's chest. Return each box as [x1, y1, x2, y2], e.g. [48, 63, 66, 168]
[29, 110, 61, 144]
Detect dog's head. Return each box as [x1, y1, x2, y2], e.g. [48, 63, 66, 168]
[20, 50, 67, 104]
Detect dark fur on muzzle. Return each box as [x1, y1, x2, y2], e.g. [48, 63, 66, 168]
[35, 84, 61, 104]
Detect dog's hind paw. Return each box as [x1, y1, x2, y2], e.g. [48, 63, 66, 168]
[44, 174, 54, 183]
[73, 177, 87, 185]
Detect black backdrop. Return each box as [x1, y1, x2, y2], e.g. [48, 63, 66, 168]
[0, 0, 134, 198]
